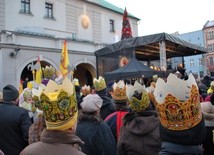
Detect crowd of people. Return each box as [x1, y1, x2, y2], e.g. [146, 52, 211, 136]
[0, 68, 214, 155]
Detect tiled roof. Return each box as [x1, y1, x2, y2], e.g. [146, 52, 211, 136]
[86, 0, 140, 20]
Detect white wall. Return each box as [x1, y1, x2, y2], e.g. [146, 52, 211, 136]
[5, 0, 66, 35]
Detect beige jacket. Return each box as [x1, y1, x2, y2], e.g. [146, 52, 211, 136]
[201, 101, 214, 126]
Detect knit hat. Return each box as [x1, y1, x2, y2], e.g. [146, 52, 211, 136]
[126, 81, 150, 112]
[110, 80, 127, 102]
[3, 85, 19, 101]
[153, 73, 206, 145]
[35, 77, 78, 131]
[80, 94, 103, 112]
[93, 76, 106, 91]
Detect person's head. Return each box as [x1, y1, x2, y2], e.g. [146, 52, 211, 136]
[110, 80, 129, 110]
[153, 73, 205, 145]
[23, 88, 33, 103]
[75, 85, 81, 94]
[93, 76, 107, 92]
[80, 94, 103, 114]
[35, 77, 78, 132]
[42, 66, 56, 79]
[3, 85, 19, 104]
[126, 81, 150, 113]
[81, 85, 91, 96]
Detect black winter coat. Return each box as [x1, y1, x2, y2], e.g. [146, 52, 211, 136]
[76, 113, 117, 155]
[0, 102, 32, 155]
[96, 89, 116, 120]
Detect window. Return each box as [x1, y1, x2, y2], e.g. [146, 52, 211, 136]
[209, 57, 214, 66]
[207, 31, 214, 40]
[190, 59, 194, 67]
[207, 44, 214, 52]
[45, 3, 54, 18]
[198, 58, 202, 66]
[20, 0, 31, 14]
[110, 19, 115, 32]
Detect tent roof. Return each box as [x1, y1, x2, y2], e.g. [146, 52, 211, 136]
[104, 57, 165, 81]
[95, 33, 207, 61]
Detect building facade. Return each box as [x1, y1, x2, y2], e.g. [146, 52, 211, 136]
[176, 30, 205, 77]
[203, 20, 214, 76]
[0, 0, 139, 89]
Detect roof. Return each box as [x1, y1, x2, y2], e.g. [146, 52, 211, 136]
[95, 32, 208, 61]
[203, 20, 214, 28]
[85, 0, 140, 20]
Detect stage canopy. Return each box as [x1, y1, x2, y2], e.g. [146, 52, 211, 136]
[94, 32, 207, 77]
[95, 32, 207, 60]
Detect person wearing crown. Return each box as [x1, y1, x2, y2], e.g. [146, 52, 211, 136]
[80, 85, 91, 101]
[19, 88, 36, 123]
[93, 76, 116, 120]
[117, 81, 161, 155]
[41, 66, 56, 86]
[74, 78, 82, 109]
[20, 78, 85, 155]
[76, 94, 116, 155]
[153, 73, 206, 155]
[104, 80, 130, 143]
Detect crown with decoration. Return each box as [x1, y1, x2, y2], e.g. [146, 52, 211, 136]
[93, 76, 106, 91]
[153, 73, 202, 131]
[35, 77, 78, 131]
[110, 80, 127, 101]
[42, 66, 56, 79]
[126, 81, 150, 112]
[81, 85, 91, 96]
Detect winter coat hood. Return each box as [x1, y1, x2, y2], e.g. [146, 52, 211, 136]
[123, 111, 159, 136]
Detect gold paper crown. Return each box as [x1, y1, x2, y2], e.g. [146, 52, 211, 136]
[126, 81, 150, 112]
[153, 73, 202, 131]
[81, 85, 91, 96]
[35, 77, 78, 131]
[93, 76, 106, 91]
[42, 66, 56, 79]
[111, 80, 127, 101]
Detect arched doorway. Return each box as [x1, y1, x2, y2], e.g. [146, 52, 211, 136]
[73, 63, 96, 87]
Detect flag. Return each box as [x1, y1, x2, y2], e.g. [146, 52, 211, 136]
[35, 56, 42, 84]
[60, 40, 70, 77]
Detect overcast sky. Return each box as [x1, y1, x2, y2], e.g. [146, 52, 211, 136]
[106, 0, 214, 36]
